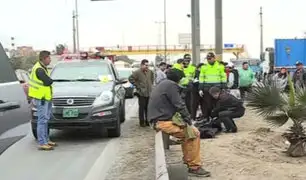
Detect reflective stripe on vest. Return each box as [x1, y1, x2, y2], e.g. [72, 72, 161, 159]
[28, 62, 52, 100]
[199, 62, 227, 84]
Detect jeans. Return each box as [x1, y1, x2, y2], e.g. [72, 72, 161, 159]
[33, 99, 52, 145]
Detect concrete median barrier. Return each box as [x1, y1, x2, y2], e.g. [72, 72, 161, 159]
[155, 131, 188, 180]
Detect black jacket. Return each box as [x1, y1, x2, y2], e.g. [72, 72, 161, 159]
[212, 91, 244, 116]
[231, 69, 239, 89]
[147, 79, 191, 125]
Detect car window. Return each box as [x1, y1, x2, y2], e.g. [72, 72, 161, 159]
[51, 61, 112, 80]
[118, 69, 132, 78]
[0, 44, 18, 83]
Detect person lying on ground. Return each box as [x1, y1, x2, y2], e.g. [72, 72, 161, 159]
[209, 86, 245, 133]
[147, 69, 211, 177]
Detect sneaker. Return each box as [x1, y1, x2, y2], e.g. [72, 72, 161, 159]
[38, 144, 54, 151]
[188, 167, 211, 177]
[48, 141, 57, 147]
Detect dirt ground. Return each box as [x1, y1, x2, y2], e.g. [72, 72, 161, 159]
[166, 109, 306, 180]
[104, 116, 155, 180]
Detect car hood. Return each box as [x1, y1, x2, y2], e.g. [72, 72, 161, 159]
[52, 81, 113, 97]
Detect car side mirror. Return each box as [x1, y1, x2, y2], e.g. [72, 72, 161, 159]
[116, 77, 128, 85]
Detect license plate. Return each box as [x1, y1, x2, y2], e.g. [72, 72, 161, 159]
[62, 108, 79, 118]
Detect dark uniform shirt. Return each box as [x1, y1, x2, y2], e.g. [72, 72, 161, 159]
[36, 62, 53, 86]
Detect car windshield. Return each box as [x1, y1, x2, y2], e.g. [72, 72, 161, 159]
[51, 61, 113, 81]
[118, 69, 132, 78]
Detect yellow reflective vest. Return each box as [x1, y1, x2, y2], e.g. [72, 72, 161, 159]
[184, 64, 196, 81]
[199, 61, 226, 86]
[172, 63, 189, 86]
[28, 62, 52, 101]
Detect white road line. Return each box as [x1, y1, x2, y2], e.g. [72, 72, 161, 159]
[83, 98, 137, 180]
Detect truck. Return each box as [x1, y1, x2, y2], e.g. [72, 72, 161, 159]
[273, 38, 306, 72]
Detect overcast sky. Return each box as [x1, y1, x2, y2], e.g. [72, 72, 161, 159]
[0, 0, 305, 57]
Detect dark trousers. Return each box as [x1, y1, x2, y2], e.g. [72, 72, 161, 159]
[191, 87, 205, 119]
[217, 108, 245, 131]
[185, 90, 192, 114]
[138, 96, 149, 126]
[201, 90, 216, 119]
[239, 86, 252, 99]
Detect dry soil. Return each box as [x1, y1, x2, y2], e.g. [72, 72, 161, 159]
[166, 109, 306, 180]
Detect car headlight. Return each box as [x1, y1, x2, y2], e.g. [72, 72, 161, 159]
[93, 91, 113, 106]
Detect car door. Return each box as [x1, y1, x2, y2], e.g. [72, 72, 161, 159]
[0, 43, 30, 137]
[110, 64, 125, 100]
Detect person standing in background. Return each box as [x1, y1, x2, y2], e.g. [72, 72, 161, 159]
[28, 51, 56, 150]
[129, 59, 154, 127]
[182, 54, 196, 114]
[273, 67, 288, 92]
[198, 52, 227, 119]
[293, 61, 306, 89]
[191, 63, 205, 119]
[155, 62, 167, 84]
[226, 63, 239, 89]
[238, 62, 254, 99]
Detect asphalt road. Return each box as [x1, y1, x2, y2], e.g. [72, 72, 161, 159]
[0, 98, 137, 180]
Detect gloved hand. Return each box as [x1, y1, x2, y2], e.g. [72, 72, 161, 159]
[199, 90, 204, 97]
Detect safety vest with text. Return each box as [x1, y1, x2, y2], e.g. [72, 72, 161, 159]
[199, 61, 226, 86]
[28, 62, 52, 101]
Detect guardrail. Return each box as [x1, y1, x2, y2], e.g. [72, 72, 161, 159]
[155, 131, 188, 180]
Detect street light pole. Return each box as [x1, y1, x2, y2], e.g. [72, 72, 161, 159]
[75, 0, 80, 53]
[190, 0, 201, 65]
[163, 0, 168, 63]
[72, 11, 77, 53]
[259, 6, 264, 61]
[215, 0, 223, 61]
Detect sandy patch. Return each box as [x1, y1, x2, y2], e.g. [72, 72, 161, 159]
[166, 109, 306, 180]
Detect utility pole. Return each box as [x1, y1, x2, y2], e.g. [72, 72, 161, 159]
[260, 6, 264, 61]
[163, 0, 168, 63]
[191, 0, 201, 65]
[215, 0, 223, 61]
[155, 21, 163, 46]
[72, 11, 77, 53]
[75, 0, 80, 53]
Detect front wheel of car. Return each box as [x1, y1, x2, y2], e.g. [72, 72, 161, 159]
[107, 116, 121, 137]
[120, 100, 126, 123]
[31, 124, 50, 139]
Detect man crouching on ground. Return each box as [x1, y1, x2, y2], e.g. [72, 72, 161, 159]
[148, 69, 211, 177]
[209, 86, 245, 133]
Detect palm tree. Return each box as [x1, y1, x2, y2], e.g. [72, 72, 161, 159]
[247, 76, 306, 157]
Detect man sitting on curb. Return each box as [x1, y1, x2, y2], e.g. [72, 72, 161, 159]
[148, 69, 211, 177]
[209, 86, 245, 133]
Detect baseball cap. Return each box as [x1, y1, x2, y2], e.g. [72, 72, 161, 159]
[183, 54, 191, 60]
[295, 61, 303, 66]
[206, 52, 215, 59]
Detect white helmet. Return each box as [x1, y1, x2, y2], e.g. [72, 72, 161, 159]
[226, 62, 234, 67]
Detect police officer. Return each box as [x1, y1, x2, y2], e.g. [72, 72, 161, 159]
[199, 52, 227, 119]
[28, 51, 56, 150]
[182, 54, 196, 114]
[172, 59, 187, 85]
